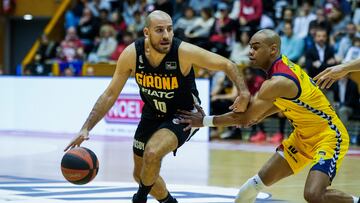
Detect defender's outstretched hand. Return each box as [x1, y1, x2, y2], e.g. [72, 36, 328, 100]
[229, 92, 250, 112]
[314, 65, 348, 89]
[64, 129, 90, 152]
[178, 105, 206, 131]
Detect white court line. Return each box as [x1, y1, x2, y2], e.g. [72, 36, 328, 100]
[0, 181, 274, 203]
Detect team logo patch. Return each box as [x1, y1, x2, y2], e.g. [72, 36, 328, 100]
[165, 61, 177, 70]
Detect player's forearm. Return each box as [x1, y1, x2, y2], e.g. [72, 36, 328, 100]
[81, 89, 117, 131]
[224, 62, 249, 96]
[341, 59, 360, 73]
[212, 111, 249, 127]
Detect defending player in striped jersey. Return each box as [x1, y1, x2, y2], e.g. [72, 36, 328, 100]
[179, 29, 359, 203]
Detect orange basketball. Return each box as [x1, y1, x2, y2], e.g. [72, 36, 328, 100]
[61, 147, 99, 185]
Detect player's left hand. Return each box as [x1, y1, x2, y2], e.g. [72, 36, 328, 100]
[229, 92, 250, 113]
[178, 105, 206, 131]
[313, 65, 348, 89]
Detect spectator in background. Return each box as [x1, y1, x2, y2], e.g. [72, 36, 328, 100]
[208, 3, 233, 57]
[293, 1, 316, 39]
[111, 11, 127, 34]
[85, 66, 95, 76]
[88, 0, 111, 17]
[280, 21, 304, 63]
[77, 7, 100, 53]
[122, 0, 140, 25]
[25, 53, 52, 76]
[127, 10, 145, 37]
[331, 76, 359, 130]
[273, 0, 289, 21]
[65, 0, 88, 29]
[210, 74, 241, 140]
[57, 26, 85, 76]
[237, 0, 263, 35]
[184, 7, 214, 49]
[88, 25, 117, 63]
[174, 7, 196, 40]
[38, 33, 58, 64]
[304, 21, 318, 53]
[172, 0, 188, 23]
[110, 31, 134, 61]
[343, 36, 360, 63]
[243, 67, 267, 143]
[63, 67, 75, 76]
[230, 29, 250, 66]
[58, 26, 84, 63]
[262, 0, 276, 19]
[99, 8, 111, 26]
[308, 8, 332, 36]
[353, 0, 360, 26]
[153, 0, 173, 16]
[327, 5, 351, 46]
[188, 0, 212, 14]
[259, 11, 275, 29]
[274, 7, 294, 35]
[336, 23, 357, 61]
[305, 28, 336, 78]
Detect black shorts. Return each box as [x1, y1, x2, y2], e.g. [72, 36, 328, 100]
[133, 116, 198, 157]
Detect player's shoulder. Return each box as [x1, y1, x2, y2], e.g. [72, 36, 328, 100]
[270, 75, 296, 87]
[178, 41, 201, 54]
[116, 42, 136, 69]
[258, 76, 297, 100]
[124, 42, 136, 53]
[118, 43, 136, 59]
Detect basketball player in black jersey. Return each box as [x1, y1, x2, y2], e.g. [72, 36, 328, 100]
[64, 10, 250, 203]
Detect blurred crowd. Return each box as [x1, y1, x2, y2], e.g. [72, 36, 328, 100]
[22, 0, 360, 144]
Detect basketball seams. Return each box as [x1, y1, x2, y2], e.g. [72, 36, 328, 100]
[61, 153, 90, 169]
[83, 148, 98, 170]
[67, 148, 94, 169]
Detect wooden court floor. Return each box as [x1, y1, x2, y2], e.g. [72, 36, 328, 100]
[0, 131, 359, 203]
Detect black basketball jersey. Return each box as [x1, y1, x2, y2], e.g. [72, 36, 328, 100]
[134, 37, 200, 119]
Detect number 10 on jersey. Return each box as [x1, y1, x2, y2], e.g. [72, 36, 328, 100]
[153, 99, 167, 113]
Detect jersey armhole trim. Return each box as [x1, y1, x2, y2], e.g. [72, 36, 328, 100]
[273, 73, 302, 100]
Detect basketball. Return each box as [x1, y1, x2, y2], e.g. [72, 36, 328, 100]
[61, 147, 99, 185]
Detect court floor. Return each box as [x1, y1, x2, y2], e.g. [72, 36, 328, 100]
[0, 130, 359, 203]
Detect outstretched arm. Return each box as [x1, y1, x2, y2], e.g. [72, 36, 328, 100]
[314, 58, 360, 89]
[179, 42, 250, 112]
[179, 76, 296, 130]
[80, 44, 135, 131]
[64, 44, 135, 151]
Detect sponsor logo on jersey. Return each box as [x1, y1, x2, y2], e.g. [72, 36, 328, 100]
[141, 87, 174, 99]
[135, 73, 179, 90]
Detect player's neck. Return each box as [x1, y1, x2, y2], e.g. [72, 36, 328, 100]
[145, 43, 166, 67]
[264, 55, 281, 72]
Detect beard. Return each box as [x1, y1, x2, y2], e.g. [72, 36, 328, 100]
[149, 38, 172, 54]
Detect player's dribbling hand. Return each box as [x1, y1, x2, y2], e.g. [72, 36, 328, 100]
[64, 129, 90, 152]
[229, 92, 250, 113]
[313, 65, 347, 89]
[178, 105, 205, 131]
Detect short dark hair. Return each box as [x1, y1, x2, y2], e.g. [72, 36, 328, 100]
[284, 21, 293, 28]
